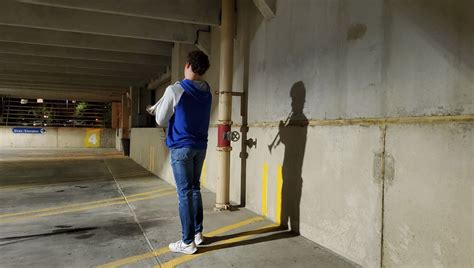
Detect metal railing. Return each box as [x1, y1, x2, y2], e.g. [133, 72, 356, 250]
[0, 97, 111, 128]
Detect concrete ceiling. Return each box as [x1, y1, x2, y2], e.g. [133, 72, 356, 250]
[0, 0, 220, 102]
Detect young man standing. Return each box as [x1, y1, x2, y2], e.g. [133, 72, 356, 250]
[148, 51, 211, 254]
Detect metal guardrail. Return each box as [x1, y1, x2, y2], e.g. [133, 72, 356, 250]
[1, 97, 111, 128]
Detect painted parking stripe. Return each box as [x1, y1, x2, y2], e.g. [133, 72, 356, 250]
[0, 176, 112, 192]
[0, 191, 175, 223]
[0, 189, 174, 223]
[0, 171, 154, 192]
[97, 216, 265, 268]
[0, 154, 124, 163]
[0, 187, 172, 218]
[3, 192, 176, 223]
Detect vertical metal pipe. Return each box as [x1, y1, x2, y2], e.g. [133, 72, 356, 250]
[215, 0, 235, 210]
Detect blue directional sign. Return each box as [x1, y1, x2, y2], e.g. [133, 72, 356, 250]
[12, 128, 46, 134]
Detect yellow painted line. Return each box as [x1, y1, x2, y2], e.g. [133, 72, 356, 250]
[114, 171, 155, 179]
[0, 187, 172, 218]
[0, 155, 124, 163]
[0, 190, 175, 223]
[276, 165, 283, 225]
[97, 216, 265, 268]
[204, 216, 264, 237]
[97, 247, 170, 268]
[0, 188, 173, 219]
[0, 177, 111, 192]
[0, 171, 153, 192]
[261, 163, 268, 216]
[200, 160, 207, 187]
[159, 223, 278, 268]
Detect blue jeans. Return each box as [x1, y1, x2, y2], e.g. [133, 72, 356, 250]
[170, 148, 206, 244]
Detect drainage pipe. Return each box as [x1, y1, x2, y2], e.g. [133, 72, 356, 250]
[215, 0, 235, 210]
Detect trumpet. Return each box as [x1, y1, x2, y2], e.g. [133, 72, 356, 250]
[268, 112, 293, 153]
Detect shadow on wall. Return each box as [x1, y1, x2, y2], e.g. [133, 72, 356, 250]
[278, 81, 309, 233]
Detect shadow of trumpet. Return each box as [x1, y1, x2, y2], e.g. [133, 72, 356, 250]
[268, 112, 292, 153]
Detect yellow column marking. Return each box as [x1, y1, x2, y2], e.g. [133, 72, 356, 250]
[0, 188, 174, 222]
[276, 164, 283, 225]
[158, 223, 278, 268]
[97, 216, 265, 268]
[200, 160, 207, 187]
[261, 163, 268, 216]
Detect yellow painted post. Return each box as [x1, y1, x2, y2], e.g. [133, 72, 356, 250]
[275, 164, 283, 225]
[261, 163, 268, 216]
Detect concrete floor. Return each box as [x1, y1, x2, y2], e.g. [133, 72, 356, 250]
[0, 149, 357, 268]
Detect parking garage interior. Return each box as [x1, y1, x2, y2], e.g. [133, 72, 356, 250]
[0, 0, 473, 267]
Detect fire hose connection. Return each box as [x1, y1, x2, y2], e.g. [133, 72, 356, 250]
[224, 130, 240, 142]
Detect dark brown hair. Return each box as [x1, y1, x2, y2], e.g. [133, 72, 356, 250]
[187, 50, 210, 76]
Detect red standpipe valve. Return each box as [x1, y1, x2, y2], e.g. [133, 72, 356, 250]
[217, 124, 231, 148]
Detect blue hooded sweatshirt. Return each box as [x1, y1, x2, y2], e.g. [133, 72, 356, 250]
[151, 79, 212, 150]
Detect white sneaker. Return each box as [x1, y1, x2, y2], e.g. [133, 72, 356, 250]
[168, 240, 197, 255]
[194, 232, 204, 245]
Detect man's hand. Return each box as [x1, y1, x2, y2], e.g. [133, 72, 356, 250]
[146, 105, 155, 115]
[279, 120, 285, 131]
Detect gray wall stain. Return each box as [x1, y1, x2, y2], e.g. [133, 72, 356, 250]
[373, 152, 384, 184]
[347, 23, 367, 41]
[384, 154, 395, 186]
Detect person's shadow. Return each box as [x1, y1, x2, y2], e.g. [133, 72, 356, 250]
[278, 81, 308, 233]
[191, 82, 357, 267]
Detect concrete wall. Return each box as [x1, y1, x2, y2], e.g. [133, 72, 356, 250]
[130, 0, 473, 267]
[383, 123, 473, 267]
[0, 127, 115, 148]
[130, 128, 174, 186]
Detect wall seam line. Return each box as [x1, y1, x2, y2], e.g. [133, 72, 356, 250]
[380, 124, 388, 268]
